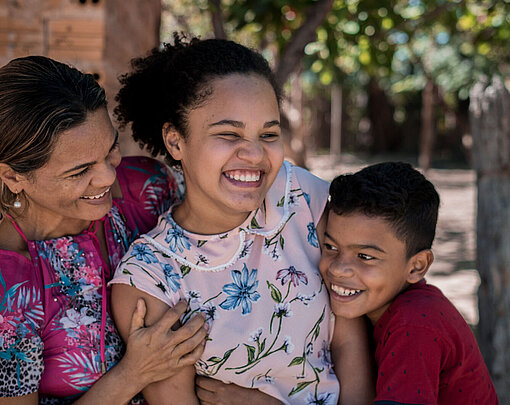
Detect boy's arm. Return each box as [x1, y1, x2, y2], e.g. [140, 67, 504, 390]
[331, 315, 375, 405]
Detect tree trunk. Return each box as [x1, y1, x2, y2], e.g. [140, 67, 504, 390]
[469, 76, 510, 402]
[208, 0, 227, 39]
[330, 83, 342, 158]
[419, 78, 437, 170]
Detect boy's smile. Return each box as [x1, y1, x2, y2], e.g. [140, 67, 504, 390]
[319, 211, 425, 325]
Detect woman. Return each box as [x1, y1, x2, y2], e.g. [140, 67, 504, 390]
[0, 56, 206, 404]
[111, 34, 373, 404]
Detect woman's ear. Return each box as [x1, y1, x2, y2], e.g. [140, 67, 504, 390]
[0, 163, 26, 194]
[162, 123, 184, 161]
[406, 249, 434, 284]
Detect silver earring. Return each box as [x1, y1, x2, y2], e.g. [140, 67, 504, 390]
[13, 193, 21, 208]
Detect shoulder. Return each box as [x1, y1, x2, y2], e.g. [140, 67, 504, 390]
[116, 156, 184, 211]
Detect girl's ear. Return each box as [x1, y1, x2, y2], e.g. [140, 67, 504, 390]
[406, 249, 434, 284]
[0, 163, 27, 194]
[162, 123, 184, 161]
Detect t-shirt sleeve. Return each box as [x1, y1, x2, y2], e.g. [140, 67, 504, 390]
[375, 325, 444, 405]
[116, 156, 185, 221]
[0, 256, 44, 397]
[292, 165, 329, 226]
[110, 239, 182, 308]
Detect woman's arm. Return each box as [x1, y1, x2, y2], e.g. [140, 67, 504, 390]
[331, 316, 375, 405]
[0, 297, 206, 405]
[111, 284, 202, 404]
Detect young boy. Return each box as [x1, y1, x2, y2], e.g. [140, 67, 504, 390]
[320, 162, 498, 405]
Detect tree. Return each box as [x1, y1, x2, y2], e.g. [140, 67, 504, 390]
[470, 77, 510, 401]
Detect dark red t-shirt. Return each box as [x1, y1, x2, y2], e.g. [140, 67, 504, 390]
[373, 280, 498, 405]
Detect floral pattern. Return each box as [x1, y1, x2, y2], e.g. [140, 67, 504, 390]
[0, 157, 177, 402]
[112, 162, 338, 404]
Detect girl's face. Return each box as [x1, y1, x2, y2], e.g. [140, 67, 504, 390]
[167, 73, 284, 234]
[17, 108, 121, 230]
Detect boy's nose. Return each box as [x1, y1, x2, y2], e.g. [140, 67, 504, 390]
[329, 259, 355, 277]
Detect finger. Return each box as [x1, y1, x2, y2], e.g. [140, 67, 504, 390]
[196, 385, 218, 402]
[171, 312, 206, 341]
[128, 298, 146, 334]
[177, 337, 206, 366]
[196, 376, 221, 391]
[171, 325, 207, 357]
[151, 300, 188, 334]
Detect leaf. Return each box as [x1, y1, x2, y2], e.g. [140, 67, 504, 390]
[279, 235, 285, 249]
[266, 281, 282, 303]
[277, 196, 285, 207]
[223, 346, 238, 361]
[289, 380, 314, 396]
[197, 240, 207, 247]
[313, 325, 320, 340]
[207, 356, 223, 364]
[259, 339, 266, 353]
[244, 344, 256, 363]
[250, 216, 263, 229]
[180, 265, 191, 277]
[288, 356, 304, 367]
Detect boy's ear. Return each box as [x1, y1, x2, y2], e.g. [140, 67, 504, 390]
[406, 249, 434, 284]
[0, 163, 27, 193]
[162, 123, 184, 161]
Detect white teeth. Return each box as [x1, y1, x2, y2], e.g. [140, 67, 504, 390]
[81, 187, 110, 200]
[331, 284, 361, 297]
[226, 171, 261, 182]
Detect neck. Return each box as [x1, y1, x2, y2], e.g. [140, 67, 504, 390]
[9, 208, 91, 241]
[173, 200, 249, 235]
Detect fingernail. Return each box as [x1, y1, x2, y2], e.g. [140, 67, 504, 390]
[204, 322, 210, 331]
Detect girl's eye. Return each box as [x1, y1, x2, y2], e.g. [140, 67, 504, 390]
[323, 243, 338, 252]
[261, 132, 280, 141]
[69, 167, 90, 178]
[358, 253, 375, 260]
[218, 133, 240, 140]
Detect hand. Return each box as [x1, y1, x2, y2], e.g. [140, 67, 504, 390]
[196, 376, 283, 405]
[119, 299, 207, 389]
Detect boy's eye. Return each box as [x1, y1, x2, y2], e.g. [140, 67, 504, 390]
[69, 167, 90, 178]
[358, 253, 375, 260]
[323, 242, 338, 252]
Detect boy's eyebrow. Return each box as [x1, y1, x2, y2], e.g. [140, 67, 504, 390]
[62, 130, 119, 175]
[324, 231, 387, 254]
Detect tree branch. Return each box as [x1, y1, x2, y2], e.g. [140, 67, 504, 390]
[209, 0, 227, 39]
[275, 0, 334, 86]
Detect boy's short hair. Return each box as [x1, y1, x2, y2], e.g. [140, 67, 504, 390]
[329, 162, 440, 258]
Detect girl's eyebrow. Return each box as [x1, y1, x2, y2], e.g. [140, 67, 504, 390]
[208, 120, 281, 128]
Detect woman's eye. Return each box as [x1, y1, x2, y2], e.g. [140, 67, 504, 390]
[358, 253, 375, 260]
[323, 243, 338, 252]
[69, 167, 89, 178]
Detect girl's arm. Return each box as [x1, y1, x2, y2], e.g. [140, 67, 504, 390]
[331, 315, 375, 405]
[111, 284, 203, 404]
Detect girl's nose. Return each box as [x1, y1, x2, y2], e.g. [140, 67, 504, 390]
[237, 139, 264, 163]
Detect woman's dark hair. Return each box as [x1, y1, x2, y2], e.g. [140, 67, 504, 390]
[0, 55, 107, 212]
[115, 33, 281, 167]
[329, 162, 440, 258]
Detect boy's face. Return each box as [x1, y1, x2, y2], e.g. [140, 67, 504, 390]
[319, 211, 418, 325]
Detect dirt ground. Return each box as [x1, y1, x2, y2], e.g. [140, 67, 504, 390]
[308, 154, 479, 326]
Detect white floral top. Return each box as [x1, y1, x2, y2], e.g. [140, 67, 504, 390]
[111, 162, 339, 405]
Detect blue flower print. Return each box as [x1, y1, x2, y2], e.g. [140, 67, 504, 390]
[219, 264, 261, 315]
[303, 191, 311, 206]
[307, 222, 319, 248]
[162, 264, 181, 293]
[165, 226, 191, 253]
[132, 244, 158, 264]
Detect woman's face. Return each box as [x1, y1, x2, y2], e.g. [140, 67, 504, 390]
[167, 73, 284, 233]
[19, 108, 121, 225]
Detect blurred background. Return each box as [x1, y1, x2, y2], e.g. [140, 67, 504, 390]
[2, 0, 509, 398]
